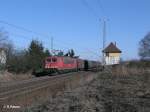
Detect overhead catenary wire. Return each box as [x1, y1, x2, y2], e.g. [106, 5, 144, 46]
[0, 20, 53, 50]
[80, 0, 109, 62]
[1, 22, 98, 58]
[10, 33, 100, 59]
[54, 39, 100, 56]
[81, 0, 100, 18]
[0, 20, 101, 60]
[9, 32, 33, 40]
[53, 40, 100, 60]
[96, 0, 107, 18]
[55, 38, 101, 50]
[0, 20, 49, 38]
[96, 0, 109, 64]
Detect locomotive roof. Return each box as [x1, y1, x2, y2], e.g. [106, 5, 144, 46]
[47, 56, 77, 58]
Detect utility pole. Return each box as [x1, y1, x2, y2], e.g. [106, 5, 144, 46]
[103, 20, 106, 51]
[102, 19, 106, 66]
[51, 37, 53, 56]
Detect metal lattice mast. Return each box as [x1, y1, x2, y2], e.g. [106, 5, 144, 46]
[51, 37, 53, 56]
[102, 20, 106, 65]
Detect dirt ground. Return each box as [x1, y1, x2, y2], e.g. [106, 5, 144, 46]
[23, 70, 150, 112]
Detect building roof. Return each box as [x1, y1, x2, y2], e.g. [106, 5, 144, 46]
[103, 42, 122, 53]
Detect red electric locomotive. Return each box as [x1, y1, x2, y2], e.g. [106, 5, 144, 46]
[45, 56, 78, 73]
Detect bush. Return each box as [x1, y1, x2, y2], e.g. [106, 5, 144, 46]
[7, 50, 30, 73]
[6, 40, 51, 74]
[127, 60, 150, 68]
[0, 64, 5, 71]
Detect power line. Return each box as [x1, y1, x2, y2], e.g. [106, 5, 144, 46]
[80, 0, 109, 62]
[9, 33, 99, 58]
[95, 0, 109, 64]
[81, 0, 100, 18]
[0, 20, 49, 38]
[52, 42, 100, 60]
[0, 20, 53, 50]
[9, 32, 32, 40]
[53, 39, 98, 55]
[0, 19, 100, 60]
[96, 0, 106, 18]
[55, 38, 101, 51]
[54, 41, 100, 59]
[52, 41, 99, 57]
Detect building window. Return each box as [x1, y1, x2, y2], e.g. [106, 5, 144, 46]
[106, 53, 109, 57]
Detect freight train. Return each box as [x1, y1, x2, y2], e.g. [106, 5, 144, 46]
[34, 56, 101, 76]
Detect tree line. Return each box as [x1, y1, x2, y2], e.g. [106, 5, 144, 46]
[4, 39, 75, 73]
[1, 28, 150, 73]
[139, 32, 150, 59]
[0, 29, 76, 73]
[6, 40, 51, 73]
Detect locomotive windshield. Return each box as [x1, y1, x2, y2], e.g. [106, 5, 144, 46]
[52, 58, 57, 62]
[46, 58, 57, 63]
[46, 58, 51, 62]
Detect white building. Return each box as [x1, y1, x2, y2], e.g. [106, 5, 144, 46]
[0, 48, 7, 65]
[102, 42, 122, 65]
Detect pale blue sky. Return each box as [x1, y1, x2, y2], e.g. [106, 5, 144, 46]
[0, 0, 150, 60]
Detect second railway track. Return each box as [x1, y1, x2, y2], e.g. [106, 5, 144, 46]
[0, 72, 78, 99]
[0, 71, 98, 112]
[0, 71, 94, 101]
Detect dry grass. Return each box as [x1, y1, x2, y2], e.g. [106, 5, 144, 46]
[0, 71, 34, 83]
[22, 66, 150, 112]
[111, 64, 150, 76]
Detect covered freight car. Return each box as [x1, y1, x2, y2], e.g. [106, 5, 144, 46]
[77, 59, 84, 70]
[84, 60, 101, 71]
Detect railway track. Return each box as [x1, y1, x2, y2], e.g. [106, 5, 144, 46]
[0, 72, 78, 100]
[0, 71, 95, 110]
[0, 74, 63, 93]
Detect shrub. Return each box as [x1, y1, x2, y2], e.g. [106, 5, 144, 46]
[127, 60, 150, 68]
[6, 40, 51, 74]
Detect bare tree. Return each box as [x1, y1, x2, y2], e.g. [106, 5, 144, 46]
[64, 49, 75, 57]
[139, 32, 150, 59]
[4, 42, 14, 59]
[0, 28, 13, 60]
[0, 28, 8, 47]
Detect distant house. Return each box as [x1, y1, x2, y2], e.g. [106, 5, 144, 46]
[0, 48, 7, 65]
[102, 42, 122, 65]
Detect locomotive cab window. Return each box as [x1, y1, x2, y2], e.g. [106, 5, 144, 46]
[46, 58, 51, 62]
[52, 58, 57, 62]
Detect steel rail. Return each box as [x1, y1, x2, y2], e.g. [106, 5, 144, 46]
[0, 74, 72, 98]
[0, 71, 86, 102]
[0, 72, 78, 93]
